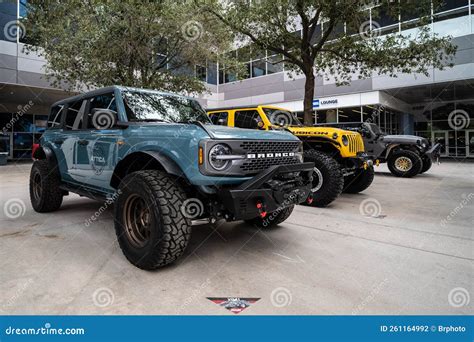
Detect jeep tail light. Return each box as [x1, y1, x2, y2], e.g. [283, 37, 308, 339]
[32, 143, 40, 160]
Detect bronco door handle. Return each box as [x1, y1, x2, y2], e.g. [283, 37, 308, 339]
[77, 139, 89, 146]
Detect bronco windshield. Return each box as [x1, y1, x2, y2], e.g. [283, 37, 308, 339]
[122, 90, 211, 124]
[263, 108, 303, 127]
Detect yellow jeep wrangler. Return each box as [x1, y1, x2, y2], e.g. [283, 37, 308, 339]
[208, 105, 374, 207]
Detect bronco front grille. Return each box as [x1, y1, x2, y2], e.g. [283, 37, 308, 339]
[239, 140, 301, 173]
[347, 134, 364, 154]
[239, 140, 300, 153]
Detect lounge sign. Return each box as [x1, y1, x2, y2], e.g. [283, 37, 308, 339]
[312, 98, 338, 108]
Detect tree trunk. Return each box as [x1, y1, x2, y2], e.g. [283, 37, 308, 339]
[303, 71, 315, 126]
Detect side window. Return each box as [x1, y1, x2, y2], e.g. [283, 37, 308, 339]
[234, 110, 262, 129]
[64, 100, 86, 130]
[48, 105, 64, 128]
[86, 93, 117, 129]
[209, 112, 228, 125]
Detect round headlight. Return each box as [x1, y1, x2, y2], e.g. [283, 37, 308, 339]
[209, 144, 231, 170]
[341, 135, 349, 146]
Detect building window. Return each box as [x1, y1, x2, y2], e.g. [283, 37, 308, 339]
[195, 65, 207, 82]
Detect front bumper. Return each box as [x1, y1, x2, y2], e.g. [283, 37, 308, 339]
[219, 162, 314, 221]
[425, 143, 442, 160]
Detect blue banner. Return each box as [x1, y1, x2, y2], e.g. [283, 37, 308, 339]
[0, 315, 472, 341]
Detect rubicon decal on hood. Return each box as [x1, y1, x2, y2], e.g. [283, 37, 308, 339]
[207, 297, 261, 314]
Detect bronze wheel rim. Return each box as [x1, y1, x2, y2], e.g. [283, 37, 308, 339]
[394, 156, 413, 172]
[32, 172, 42, 201]
[123, 194, 152, 248]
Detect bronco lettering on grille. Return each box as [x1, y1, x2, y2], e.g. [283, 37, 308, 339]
[246, 152, 295, 159]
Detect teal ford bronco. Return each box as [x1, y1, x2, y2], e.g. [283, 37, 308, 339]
[30, 86, 313, 270]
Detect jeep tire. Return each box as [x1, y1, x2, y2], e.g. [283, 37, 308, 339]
[114, 170, 191, 270]
[420, 155, 433, 174]
[343, 166, 375, 194]
[245, 205, 294, 228]
[387, 150, 423, 178]
[303, 150, 343, 207]
[30, 159, 63, 212]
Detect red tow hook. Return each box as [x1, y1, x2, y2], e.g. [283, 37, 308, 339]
[306, 194, 314, 205]
[32, 143, 40, 160]
[256, 201, 267, 218]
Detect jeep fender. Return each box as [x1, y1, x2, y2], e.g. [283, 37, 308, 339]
[33, 145, 59, 167]
[110, 151, 185, 189]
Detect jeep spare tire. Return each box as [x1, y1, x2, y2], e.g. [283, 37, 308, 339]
[387, 150, 423, 178]
[420, 155, 433, 174]
[303, 150, 343, 207]
[343, 165, 375, 194]
[114, 170, 191, 270]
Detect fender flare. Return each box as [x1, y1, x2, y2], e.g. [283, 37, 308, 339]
[110, 151, 185, 189]
[141, 151, 184, 177]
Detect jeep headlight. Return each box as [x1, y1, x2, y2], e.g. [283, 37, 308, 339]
[341, 135, 349, 146]
[209, 144, 232, 170]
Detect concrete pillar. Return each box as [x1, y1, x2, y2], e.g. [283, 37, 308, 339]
[399, 113, 414, 135]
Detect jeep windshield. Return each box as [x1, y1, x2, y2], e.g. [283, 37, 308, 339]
[122, 90, 211, 124]
[263, 108, 303, 127]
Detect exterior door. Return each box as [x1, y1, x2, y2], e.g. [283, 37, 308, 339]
[432, 131, 448, 157]
[467, 130, 474, 158]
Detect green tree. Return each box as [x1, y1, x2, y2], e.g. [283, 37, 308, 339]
[204, 0, 457, 125]
[23, 0, 237, 94]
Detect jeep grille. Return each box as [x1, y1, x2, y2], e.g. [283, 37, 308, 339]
[347, 133, 364, 154]
[239, 140, 300, 173]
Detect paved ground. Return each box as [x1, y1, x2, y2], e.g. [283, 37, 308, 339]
[0, 160, 472, 315]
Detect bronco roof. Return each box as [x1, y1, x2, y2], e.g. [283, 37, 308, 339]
[51, 86, 195, 108]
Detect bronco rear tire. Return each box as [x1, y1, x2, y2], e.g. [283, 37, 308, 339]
[245, 205, 294, 228]
[343, 166, 375, 194]
[420, 155, 432, 174]
[114, 170, 191, 270]
[387, 150, 423, 178]
[29, 159, 63, 212]
[303, 150, 343, 207]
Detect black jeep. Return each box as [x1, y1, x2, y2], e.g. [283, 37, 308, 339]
[316, 122, 441, 178]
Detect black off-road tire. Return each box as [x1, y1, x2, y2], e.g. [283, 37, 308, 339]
[245, 205, 294, 228]
[29, 159, 63, 212]
[343, 166, 375, 194]
[387, 150, 423, 178]
[114, 170, 192, 270]
[303, 150, 343, 207]
[420, 155, 433, 174]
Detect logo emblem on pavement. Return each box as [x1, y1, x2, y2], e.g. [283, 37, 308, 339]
[207, 297, 260, 314]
